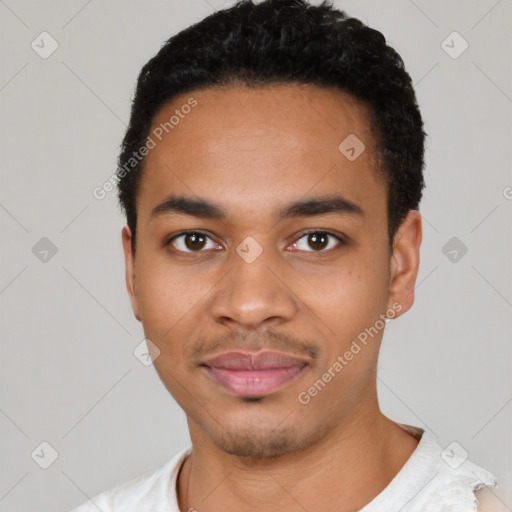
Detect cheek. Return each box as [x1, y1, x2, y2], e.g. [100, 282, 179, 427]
[296, 258, 389, 334]
[134, 256, 212, 341]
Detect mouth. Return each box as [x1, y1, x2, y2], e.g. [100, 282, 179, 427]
[200, 350, 310, 397]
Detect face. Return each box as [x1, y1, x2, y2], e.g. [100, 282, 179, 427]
[122, 84, 421, 459]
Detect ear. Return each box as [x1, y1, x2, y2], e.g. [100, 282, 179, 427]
[387, 210, 422, 318]
[121, 225, 141, 322]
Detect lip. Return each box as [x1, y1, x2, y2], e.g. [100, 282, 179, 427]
[201, 350, 309, 397]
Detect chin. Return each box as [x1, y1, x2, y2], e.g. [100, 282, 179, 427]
[206, 416, 331, 460]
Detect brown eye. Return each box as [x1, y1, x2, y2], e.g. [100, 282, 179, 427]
[292, 231, 343, 252]
[307, 232, 329, 250]
[169, 232, 218, 252]
[184, 233, 206, 251]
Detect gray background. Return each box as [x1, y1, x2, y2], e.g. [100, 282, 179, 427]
[0, 1, 511, 510]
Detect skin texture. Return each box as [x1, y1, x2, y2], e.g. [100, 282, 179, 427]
[121, 84, 423, 511]
[474, 485, 511, 511]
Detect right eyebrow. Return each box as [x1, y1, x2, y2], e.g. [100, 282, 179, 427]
[150, 195, 226, 220]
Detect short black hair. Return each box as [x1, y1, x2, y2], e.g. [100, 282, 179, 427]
[117, 0, 425, 255]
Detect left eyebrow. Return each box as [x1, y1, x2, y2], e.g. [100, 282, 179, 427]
[277, 195, 364, 220]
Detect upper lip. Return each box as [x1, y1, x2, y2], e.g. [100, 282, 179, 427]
[201, 350, 310, 370]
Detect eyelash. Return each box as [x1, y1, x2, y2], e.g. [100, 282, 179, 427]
[165, 229, 345, 254]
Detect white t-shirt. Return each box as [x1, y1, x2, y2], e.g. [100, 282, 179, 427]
[71, 424, 497, 511]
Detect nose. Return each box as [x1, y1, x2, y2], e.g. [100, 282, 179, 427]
[209, 243, 298, 331]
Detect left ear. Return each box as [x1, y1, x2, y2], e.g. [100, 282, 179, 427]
[387, 210, 422, 317]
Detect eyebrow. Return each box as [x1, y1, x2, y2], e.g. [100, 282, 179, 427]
[150, 194, 364, 221]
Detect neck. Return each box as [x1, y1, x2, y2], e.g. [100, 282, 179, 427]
[176, 406, 419, 511]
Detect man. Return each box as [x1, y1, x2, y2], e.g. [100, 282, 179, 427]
[73, 0, 501, 510]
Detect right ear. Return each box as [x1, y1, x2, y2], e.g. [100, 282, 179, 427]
[121, 225, 141, 321]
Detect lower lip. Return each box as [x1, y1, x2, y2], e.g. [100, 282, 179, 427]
[203, 365, 306, 397]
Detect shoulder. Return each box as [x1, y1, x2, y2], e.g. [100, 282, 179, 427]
[474, 482, 512, 511]
[474, 486, 506, 511]
[393, 429, 501, 511]
[69, 447, 191, 512]
[69, 466, 163, 512]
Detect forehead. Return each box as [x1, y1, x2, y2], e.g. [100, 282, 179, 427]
[137, 84, 384, 222]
